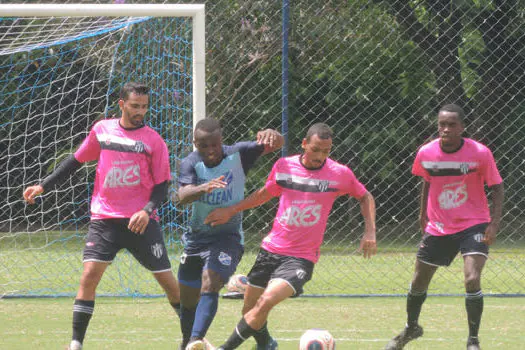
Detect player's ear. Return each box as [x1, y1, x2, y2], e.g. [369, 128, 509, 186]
[118, 99, 124, 110]
[301, 138, 308, 150]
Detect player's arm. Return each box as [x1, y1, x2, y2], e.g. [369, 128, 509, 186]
[204, 186, 274, 226]
[418, 180, 430, 235]
[23, 155, 83, 204]
[177, 176, 228, 205]
[256, 129, 284, 155]
[483, 182, 504, 245]
[357, 191, 377, 259]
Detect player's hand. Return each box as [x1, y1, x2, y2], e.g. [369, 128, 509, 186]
[482, 222, 499, 245]
[23, 185, 44, 205]
[200, 176, 228, 194]
[204, 207, 236, 226]
[359, 232, 377, 259]
[128, 210, 150, 234]
[256, 129, 283, 150]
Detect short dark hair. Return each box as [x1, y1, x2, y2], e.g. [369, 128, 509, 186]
[306, 123, 333, 141]
[439, 103, 465, 123]
[195, 118, 222, 133]
[120, 82, 149, 100]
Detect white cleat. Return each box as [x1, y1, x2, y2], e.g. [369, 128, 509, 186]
[186, 340, 206, 350]
[68, 340, 82, 350]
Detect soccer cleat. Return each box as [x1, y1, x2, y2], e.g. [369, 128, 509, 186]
[466, 336, 481, 350]
[384, 324, 423, 350]
[186, 339, 207, 350]
[67, 340, 82, 350]
[254, 336, 278, 350]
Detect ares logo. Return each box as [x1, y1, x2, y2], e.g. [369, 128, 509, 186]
[278, 204, 322, 227]
[103, 165, 140, 188]
[438, 184, 467, 210]
[296, 269, 307, 279]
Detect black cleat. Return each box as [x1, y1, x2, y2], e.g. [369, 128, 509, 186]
[466, 336, 481, 350]
[384, 324, 423, 350]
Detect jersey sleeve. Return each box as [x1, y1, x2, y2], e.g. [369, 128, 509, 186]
[236, 141, 265, 175]
[340, 166, 368, 198]
[178, 156, 198, 186]
[411, 148, 430, 181]
[74, 125, 101, 163]
[481, 147, 503, 186]
[151, 136, 171, 184]
[264, 159, 283, 197]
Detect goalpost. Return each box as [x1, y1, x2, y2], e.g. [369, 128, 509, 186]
[0, 4, 205, 297]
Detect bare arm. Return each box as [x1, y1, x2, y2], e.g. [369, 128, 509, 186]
[204, 186, 274, 226]
[483, 182, 504, 245]
[419, 180, 430, 235]
[357, 192, 377, 258]
[256, 129, 284, 155]
[177, 176, 227, 205]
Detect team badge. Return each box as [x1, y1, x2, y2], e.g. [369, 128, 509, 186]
[218, 252, 232, 266]
[317, 180, 329, 192]
[151, 243, 164, 259]
[296, 269, 307, 279]
[134, 141, 145, 153]
[459, 162, 469, 174]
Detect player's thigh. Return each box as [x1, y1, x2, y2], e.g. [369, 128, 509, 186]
[204, 239, 244, 285]
[416, 233, 460, 267]
[83, 219, 122, 264]
[271, 255, 314, 297]
[178, 250, 205, 291]
[125, 220, 171, 273]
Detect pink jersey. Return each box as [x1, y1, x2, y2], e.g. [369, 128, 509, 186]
[262, 155, 368, 263]
[74, 119, 171, 220]
[412, 138, 502, 236]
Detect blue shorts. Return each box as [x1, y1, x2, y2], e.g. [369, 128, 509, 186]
[177, 238, 244, 288]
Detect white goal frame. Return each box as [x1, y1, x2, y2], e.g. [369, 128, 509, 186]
[0, 3, 206, 129]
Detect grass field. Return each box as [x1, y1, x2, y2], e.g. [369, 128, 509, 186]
[0, 296, 523, 349]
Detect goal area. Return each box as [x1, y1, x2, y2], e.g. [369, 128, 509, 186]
[0, 4, 204, 297]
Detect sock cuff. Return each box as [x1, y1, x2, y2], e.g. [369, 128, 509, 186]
[255, 322, 268, 333]
[408, 284, 427, 296]
[200, 292, 219, 297]
[74, 299, 95, 314]
[466, 290, 483, 299]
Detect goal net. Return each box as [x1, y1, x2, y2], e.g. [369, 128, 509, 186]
[0, 4, 205, 297]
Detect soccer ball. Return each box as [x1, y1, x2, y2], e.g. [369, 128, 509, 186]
[299, 329, 335, 350]
[226, 274, 248, 293]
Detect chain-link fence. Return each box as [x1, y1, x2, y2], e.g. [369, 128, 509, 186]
[1, 0, 524, 296]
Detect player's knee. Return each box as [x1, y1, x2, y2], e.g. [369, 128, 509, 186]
[254, 294, 277, 314]
[464, 273, 481, 291]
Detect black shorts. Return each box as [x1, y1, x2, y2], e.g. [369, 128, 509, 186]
[83, 219, 171, 273]
[247, 248, 314, 297]
[417, 223, 489, 267]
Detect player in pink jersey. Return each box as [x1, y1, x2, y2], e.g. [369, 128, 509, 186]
[385, 104, 504, 350]
[23, 82, 181, 350]
[205, 123, 377, 350]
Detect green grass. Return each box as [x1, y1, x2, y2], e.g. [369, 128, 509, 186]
[1, 235, 524, 296]
[0, 296, 523, 349]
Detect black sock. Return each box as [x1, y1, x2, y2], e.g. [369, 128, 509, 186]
[465, 290, 483, 338]
[407, 287, 427, 326]
[180, 306, 196, 347]
[253, 322, 271, 345]
[220, 317, 257, 350]
[72, 299, 95, 344]
[170, 302, 181, 318]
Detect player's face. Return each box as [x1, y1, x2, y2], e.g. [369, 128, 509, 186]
[194, 129, 223, 167]
[119, 92, 149, 128]
[438, 111, 464, 148]
[301, 134, 332, 169]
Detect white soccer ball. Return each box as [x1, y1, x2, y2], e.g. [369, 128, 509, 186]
[299, 329, 335, 350]
[226, 274, 248, 293]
